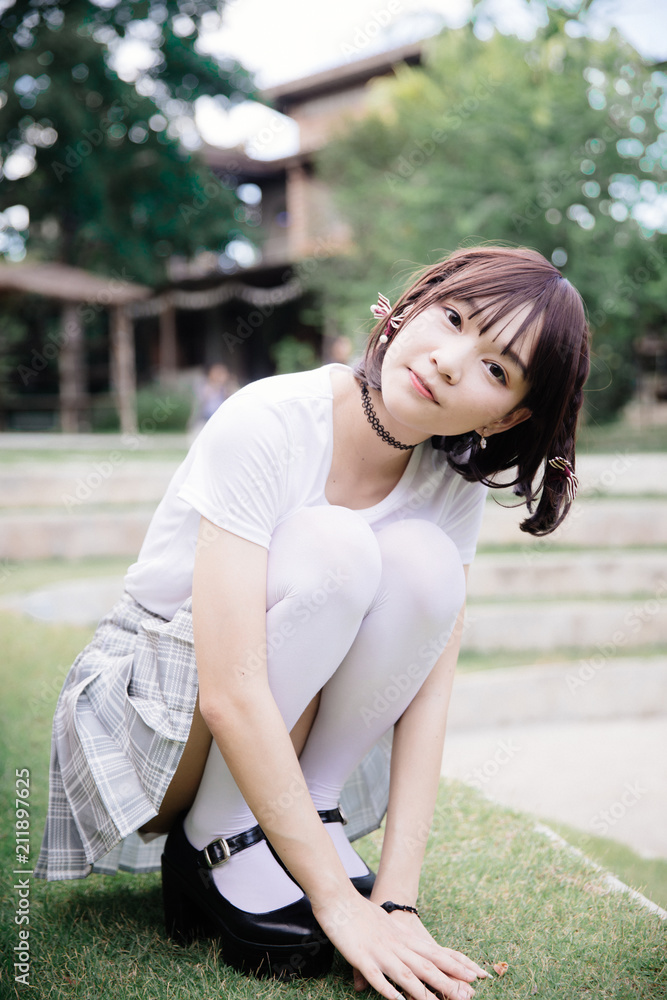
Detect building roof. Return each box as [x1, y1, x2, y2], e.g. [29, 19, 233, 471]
[0, 262, 152, 304]
[202, 145, 308, 176]
[262, 40, 424, 112]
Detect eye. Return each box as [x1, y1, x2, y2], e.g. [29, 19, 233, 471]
[444, 306, 462, 329]
[486, 361, 507, 385]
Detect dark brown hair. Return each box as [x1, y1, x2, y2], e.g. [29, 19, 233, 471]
[354, 246, 590, 536]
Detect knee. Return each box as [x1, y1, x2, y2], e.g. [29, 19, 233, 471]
[376, 519, 466, 627]
[270, 505, 382, 612]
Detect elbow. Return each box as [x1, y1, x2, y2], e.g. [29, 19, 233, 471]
[198, 681, 262, 734]
[198, 695, 228, 733]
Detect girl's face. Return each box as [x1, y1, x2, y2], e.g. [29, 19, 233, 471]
[379, 298, 535, 441]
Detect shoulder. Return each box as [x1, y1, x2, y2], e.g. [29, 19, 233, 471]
[228, 364, 336, 411]
[193, 365, 336, 456]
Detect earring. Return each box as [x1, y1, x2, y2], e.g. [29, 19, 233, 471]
[479, 429, 487, 450]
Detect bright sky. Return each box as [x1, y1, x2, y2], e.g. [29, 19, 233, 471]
[191, 0, 667, 156]
[3, 0, 666, 256]
[203, 0, 667, 88]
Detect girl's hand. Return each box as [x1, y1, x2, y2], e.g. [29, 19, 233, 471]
[313, 895, 487, 1000]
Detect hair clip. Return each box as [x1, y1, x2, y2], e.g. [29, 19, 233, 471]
[547, 456, 579, 502]
[370, 293, 404, 344]
[370, 292, 392, 321]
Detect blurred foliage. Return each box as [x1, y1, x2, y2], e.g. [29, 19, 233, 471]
[314, 15, 667, 422]
[90, 383, 191, 431]
[270, 334, 320, 376]
[0, 0, 254, 284]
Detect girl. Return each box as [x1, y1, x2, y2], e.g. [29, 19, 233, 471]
[36, 245, 589, 1000]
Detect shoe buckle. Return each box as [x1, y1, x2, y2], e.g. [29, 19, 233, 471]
[203, 837, 231, 868]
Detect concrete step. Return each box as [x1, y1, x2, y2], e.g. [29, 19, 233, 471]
[0, 462, 177, 508]
[468, 550, 667, 599]
[1, 496, 666, 561]
[0, 508, 153, 560]
[462, 597, 667, 653]
[0, 432, 190, 452]
[447, 658, 667, 731]
[478, 496, 667, 548]
[2, 574, 666, 656]
[1, 452, 666, 509]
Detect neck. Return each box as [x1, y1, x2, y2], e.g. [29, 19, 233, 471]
[335, 370, 428, 477]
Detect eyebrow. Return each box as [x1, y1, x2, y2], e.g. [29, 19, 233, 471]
[500, 345, 529, 380]
[457, 300, 530, 381]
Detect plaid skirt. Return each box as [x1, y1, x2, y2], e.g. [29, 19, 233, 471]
[35, 592, 392, 881]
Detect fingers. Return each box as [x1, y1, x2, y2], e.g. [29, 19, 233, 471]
[444, 947, 489, 979]
[354, 968, 369, 992]
[362, 961, 444, 1000]
[404, 935, 486, 983]
[363, 952, 476, 1000]
[392, 916, 487, 983]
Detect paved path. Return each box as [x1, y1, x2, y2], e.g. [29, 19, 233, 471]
[441, 716, 667, 860]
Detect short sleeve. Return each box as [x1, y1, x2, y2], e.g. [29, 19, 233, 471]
[177, 394, 290, 549]
[437, 475, 487, 565]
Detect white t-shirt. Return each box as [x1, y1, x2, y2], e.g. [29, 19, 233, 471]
[124, 364, 487, 620]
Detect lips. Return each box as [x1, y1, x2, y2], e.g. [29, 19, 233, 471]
[409, 369, 437, 402]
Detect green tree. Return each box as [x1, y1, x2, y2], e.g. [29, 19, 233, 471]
[315, 16, 667, 422]
[0, 0, 254, 283]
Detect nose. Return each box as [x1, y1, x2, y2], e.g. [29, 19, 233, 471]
[430, 336, 471, 385]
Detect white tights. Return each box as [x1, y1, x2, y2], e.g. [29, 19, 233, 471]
[184, 505, 465, 912]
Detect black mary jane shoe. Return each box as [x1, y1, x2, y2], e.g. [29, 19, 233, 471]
[161, 815, 333, 980]
[317, 806, 376, 899]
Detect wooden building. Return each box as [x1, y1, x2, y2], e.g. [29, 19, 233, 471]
[1, 42, 424, 431]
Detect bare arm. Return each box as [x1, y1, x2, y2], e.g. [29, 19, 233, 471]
[194, 525, 484, 998]
[372, 566, 470, 906]
[192, 518, 352, 912]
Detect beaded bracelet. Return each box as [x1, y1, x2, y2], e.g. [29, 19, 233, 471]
[381, 900, 420, 918]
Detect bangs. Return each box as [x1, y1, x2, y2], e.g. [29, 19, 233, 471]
[396, 250, 581, 386]
[353, 244, 591, 537]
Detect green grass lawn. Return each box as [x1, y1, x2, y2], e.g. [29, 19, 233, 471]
[0, 556, 130, 599]
[1, 611, 665, 999]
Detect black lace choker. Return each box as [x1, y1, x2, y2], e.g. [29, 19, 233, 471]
[359, 381, 414, 451]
